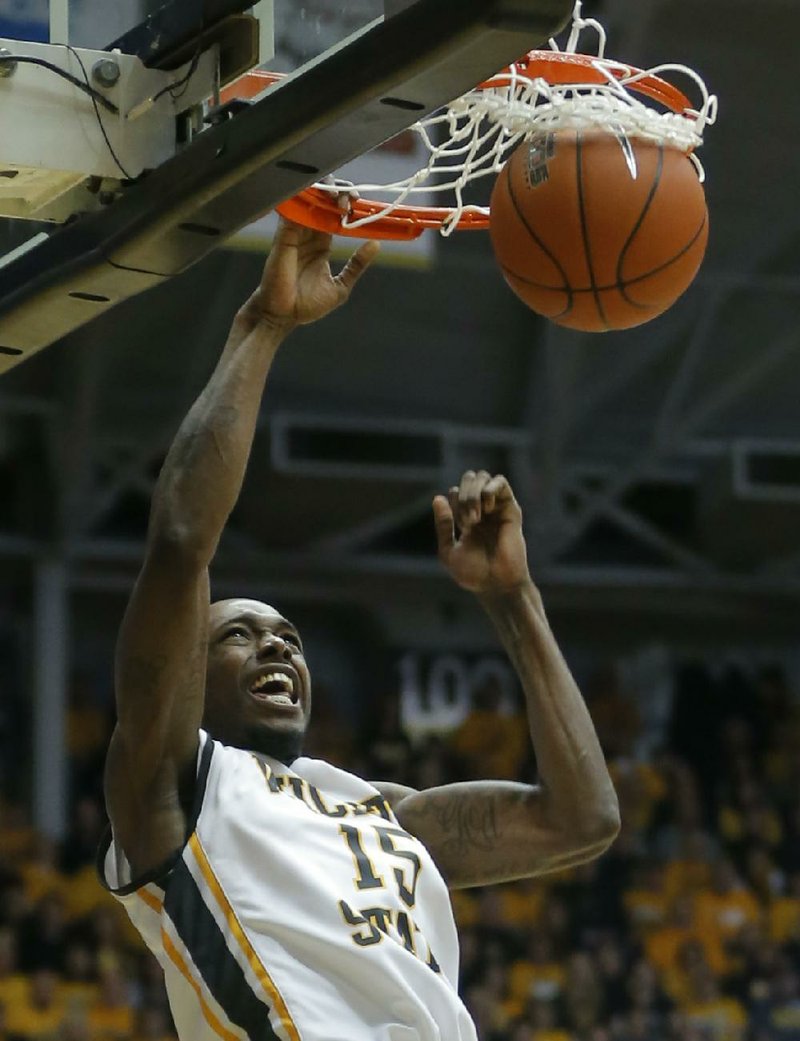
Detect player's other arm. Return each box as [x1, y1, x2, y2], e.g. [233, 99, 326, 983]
[106, 222, 379, 880]
[387, 472, 620, 889]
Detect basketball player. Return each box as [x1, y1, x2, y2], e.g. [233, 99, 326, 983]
[99, 219, 620, 1041]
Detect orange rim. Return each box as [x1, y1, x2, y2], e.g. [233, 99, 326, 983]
[220, 69, 282, 102]
[222, 52, 699, 240]
[276, 189, 489, 240]
[481, 51, 695, 113]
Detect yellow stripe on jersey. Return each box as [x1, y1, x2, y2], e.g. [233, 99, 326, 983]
[189, 834, 301, 1041]
[138, 888, 164, 914]
[161, 929, 240, 1041]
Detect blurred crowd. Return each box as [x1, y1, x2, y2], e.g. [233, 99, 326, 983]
[3, 657, 800, 1041]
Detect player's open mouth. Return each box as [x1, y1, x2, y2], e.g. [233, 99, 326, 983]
[249, 670, 298, 707]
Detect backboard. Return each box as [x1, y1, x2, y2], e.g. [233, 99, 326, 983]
[0, 1, 387, 67]
[0, 0, 574, 370]
[71, 1, 426, 258]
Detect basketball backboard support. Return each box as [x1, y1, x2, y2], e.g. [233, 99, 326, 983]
[0, 0, 573, 374]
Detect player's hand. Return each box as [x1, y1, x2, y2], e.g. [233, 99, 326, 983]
[433, 472, 531, 596]
[236, 218, 380, 336]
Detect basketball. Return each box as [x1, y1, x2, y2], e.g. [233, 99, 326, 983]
[489, 131, 709, 332]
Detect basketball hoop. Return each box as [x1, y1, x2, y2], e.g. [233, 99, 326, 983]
[230, 2, 718, 241]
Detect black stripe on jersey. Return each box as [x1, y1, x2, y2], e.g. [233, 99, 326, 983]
[96, 733, 215, 896]
[165, 858, 280, 1041]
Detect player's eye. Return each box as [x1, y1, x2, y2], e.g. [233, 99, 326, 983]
[223, 626, 249, 640]
[282, 632, 301, 649]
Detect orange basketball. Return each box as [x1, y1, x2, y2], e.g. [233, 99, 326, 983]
[489, 130, 709, 332]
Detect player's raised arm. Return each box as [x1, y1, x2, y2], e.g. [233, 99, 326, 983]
[388, 471, 620, 889]
[105, 222, 379, 880]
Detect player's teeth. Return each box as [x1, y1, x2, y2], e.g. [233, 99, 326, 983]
[265, 673, 293, 692]
[252, 673, 294, 695]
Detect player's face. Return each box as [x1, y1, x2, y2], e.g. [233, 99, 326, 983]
[204, 599, 311, 762]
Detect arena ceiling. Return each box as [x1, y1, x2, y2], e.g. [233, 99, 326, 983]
[0, 0, 799, 641]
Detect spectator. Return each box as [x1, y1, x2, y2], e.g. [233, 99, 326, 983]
[661, 826, 717, 902]
[724, 921, 782, 1007]
[61, 941, 99, 1012]
[608, 758, 668, 840]
[769, 870, 800, 944]
[584, 665, 641, 761]
[781, 800, 800, 874]
[86, 968, 134, 1041]
[498, 881, 545, 933]
[509, 932, 566, 1009]
[0, 878, 26, 934]
[449, 677, 529, 781]
[407, 735, 461, 790]
[595, 938, 629, 1019]
[693, 859, 761, 947]
[16, 893, 67, 974]
[66, 672, 111, 802]
[750, 965, 800, 1041]
[668, 663, 720, 811]
[644, 894, 726, 979]
[17, 838, 65, 909]
[623, 859, 669, 935]
[0, 930, 24, 1012]
[681, 966, 746, 1041]
[464, 963, 514, 1040]
[744, 844, 784, 903]
[130, 1006, 174, 1041]
[527, 999, 572, 1041]
[60, 799, 105, 876]
[625, 957, 673, 1022]
[562, 951, 603, 1033]
[4, 970, 65, 1041]
[363, 691, 412, 784]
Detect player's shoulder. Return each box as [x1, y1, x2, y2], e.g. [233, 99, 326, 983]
[291, 756, 382, 801]
[204, 743, 384, 806]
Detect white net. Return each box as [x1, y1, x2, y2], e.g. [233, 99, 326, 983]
[314, 1, 718, 235]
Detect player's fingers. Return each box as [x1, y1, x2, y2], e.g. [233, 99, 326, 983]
[320, 175, 359, 209]
[458, 470, 491, 527]
[280, 216, 334, 265]
[476, 471, 510, 514]
[432, 495, 455, 557]
[336, 240, 381, 294]
[274, 216, 302, 242]
[300, 228, 334, 261]
[447, 487, 461, 531]
[484, 474, 521, 519]
[457, 471, 478, 526]
[269, 217, 302, 250]
[263, 218, 303, 285]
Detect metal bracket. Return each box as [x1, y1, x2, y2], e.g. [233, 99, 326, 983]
[0, 48, 17, 77]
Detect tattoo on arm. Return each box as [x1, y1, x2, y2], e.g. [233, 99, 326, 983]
[422, 795, 500, 857]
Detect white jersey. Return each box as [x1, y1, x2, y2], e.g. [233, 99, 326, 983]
[99, 731, 478, 1041]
